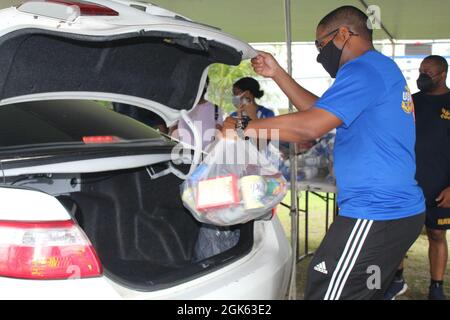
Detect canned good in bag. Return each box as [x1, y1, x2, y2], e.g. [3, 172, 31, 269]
[239, 175, 267, 210]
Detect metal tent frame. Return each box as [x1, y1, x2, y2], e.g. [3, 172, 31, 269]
[283, 0, 299, 300]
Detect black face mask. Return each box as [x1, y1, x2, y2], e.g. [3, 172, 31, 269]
[417, 73, 436, 93]
[317, 36, 350, 79]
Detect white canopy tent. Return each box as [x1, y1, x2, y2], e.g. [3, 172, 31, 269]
[3, 1, 450, 42]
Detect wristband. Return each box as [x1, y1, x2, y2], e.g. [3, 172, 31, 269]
[236, 115, 251, 139]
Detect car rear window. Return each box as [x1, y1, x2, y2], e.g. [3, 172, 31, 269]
[0, 100, 166, 149]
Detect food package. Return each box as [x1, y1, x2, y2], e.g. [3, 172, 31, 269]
[181, 138, 287, 226]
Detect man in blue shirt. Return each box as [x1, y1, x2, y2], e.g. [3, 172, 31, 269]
[223, 6, 425, 299]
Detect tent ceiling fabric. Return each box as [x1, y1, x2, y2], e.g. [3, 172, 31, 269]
[149, 0, 450, 43]
[1, 1, 449, 42]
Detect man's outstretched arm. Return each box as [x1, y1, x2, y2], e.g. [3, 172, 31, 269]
[223, 107, 342, 143]
[251, 51, 319, 112]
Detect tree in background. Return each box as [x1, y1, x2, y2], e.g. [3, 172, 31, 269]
[207, 60, 256, 115]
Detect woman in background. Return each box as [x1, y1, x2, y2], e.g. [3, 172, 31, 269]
[231, 77, 275, 120]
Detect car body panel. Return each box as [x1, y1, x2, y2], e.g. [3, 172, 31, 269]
[0, 187, 71, 221]
[2, 154, 173, 177]
[0, 216, 291, 299]
[0, 1, 291, 300]
[0, 276, 121, 300]
[107, 220, 292, 300]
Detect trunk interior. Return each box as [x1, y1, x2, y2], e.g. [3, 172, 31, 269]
[57, 165, 253, 291]
[0, 29, 241, 111]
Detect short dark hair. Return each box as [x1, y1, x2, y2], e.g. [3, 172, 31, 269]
[318, 6, 373, 41]
[424, 55, 449, 73]
[233, 77, 264, 99]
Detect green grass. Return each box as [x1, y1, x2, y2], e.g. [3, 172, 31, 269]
[277, 191, 450, 300]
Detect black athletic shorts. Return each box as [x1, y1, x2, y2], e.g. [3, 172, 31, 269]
[304, 212, 425, 300]
[425, 207, 450, 230]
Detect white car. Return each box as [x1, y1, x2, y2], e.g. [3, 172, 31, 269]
[0, 0, 292, 300]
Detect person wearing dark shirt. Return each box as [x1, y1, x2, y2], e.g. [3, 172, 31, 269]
[113, 103, 168, 134]
[386, 56, 450, 300]
[223, 6, 425, 300]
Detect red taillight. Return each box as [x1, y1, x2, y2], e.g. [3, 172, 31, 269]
[0, 220, 102, 280]
[82, 135, 120, 144]
[31, 0, 119, 16]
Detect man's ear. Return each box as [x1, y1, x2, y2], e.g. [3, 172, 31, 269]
[437, 71, 447, 85]
[338, 26, 352, 42]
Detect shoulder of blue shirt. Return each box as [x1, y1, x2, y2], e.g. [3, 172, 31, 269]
[337, 51, 384, 82]
[314, 51, 391, 127]
[258, 106, 275, 118]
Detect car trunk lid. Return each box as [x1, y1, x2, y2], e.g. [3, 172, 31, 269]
[0, 1, 257, 124]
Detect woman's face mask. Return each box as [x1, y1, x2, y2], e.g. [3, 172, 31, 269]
[232, 94, 242, 107]
[232, 93, 250, 107]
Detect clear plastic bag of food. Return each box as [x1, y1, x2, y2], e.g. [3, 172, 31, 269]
[181, 137, 287, 226]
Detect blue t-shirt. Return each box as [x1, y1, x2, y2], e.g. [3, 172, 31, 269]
[230, 105, 275, 119]
[315, 50, 425, 221]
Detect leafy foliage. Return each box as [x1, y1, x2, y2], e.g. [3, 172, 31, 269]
[207, 61, 257, 115]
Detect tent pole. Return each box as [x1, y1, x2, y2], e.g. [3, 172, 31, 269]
[358, 0, 396, 58]
[284, 0, 299, 301]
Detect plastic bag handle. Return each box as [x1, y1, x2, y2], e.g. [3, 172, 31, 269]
[180, 109, 203, 178]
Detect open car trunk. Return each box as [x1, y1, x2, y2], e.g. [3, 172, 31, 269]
[0, 8, 257, 290]
[57, 165, 253, 291]
[0, 28, 243, 124]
